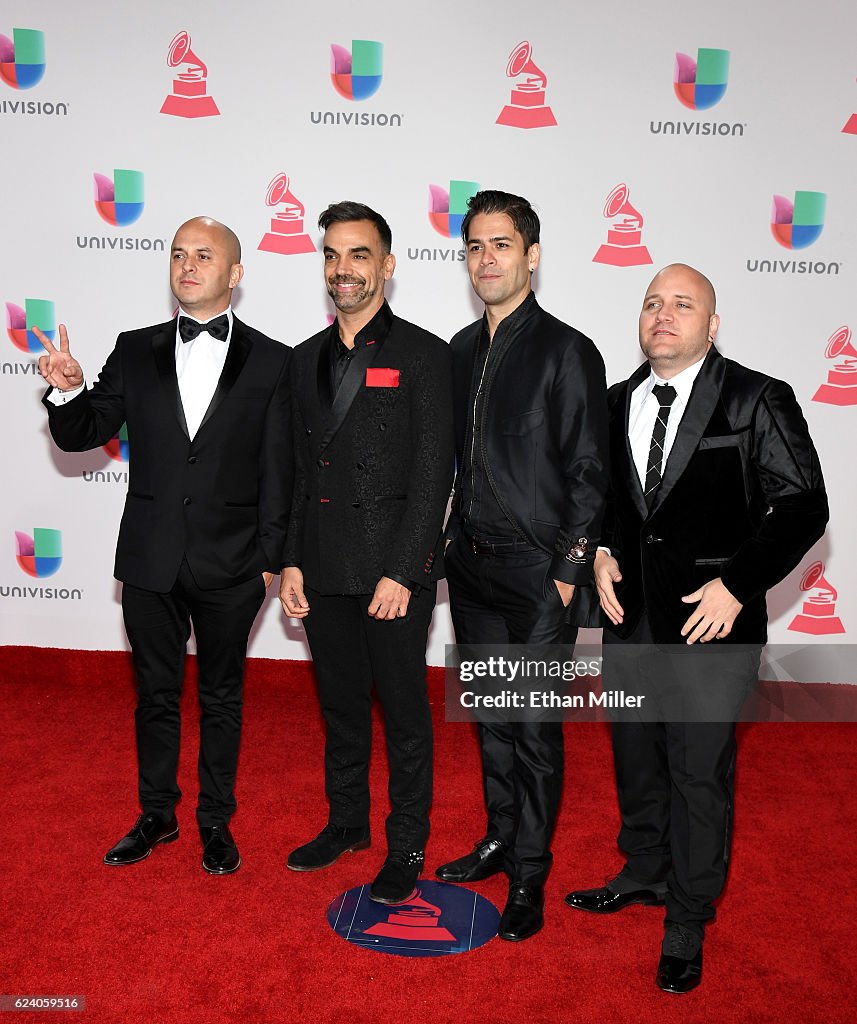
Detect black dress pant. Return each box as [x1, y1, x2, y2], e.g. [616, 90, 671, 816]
[605, 613, 760, 938]
[445, 536, 577, 886]
[121, 560, 266, 827]
[302, 584, 436, 851]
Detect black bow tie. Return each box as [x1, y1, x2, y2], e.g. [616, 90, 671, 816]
[178, 314, 229, 343]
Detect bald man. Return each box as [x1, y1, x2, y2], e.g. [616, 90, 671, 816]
[37, 217, 292, 875]
[565, 264, 827, 992]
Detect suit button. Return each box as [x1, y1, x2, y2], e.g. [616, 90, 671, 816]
[183, 497, 192, 506]
[356, 463, 365, 471]
[187, 456, 198, 464]
[644, 534, 654, 544]
[317, 457, 325, 469]
[305, 427, 312, 435]
[379, 423, 387, 431]
[352, 502, 361, 508]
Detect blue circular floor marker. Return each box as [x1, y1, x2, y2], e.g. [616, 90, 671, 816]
[327, 880, 501, 958]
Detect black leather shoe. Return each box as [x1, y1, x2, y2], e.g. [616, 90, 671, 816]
[287, 824, 370, 872]
[435, 837, 506, 883]
[656, 926, 703, 994]
[369, 850, 424, 904]
[200, 823, 241, 875]
[497, 883, 544, 942]
[103, 813, 178, 866]
[565, 874, 667, 914]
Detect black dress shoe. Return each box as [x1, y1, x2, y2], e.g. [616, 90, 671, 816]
[565, 874, 667, 914]
[103, 813, 179, 866]
[369, 850, 424, 904]
[200, 823, 241, 875]
[435, 837, 506, 883]
[497, 883, 544, 942]
[287, 824, 370, 872]
[656, 926, 703, 994]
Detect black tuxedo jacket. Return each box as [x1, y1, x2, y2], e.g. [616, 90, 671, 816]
[283, 307, 454, 595]
[43, 316, 292, 592]
[447, 293, 609, 589]
[604, 346, 828, 643]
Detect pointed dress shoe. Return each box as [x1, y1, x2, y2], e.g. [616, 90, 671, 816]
[287, 824, 370, 872]
[565, 873, 667, 914]
[370, 850, 424, 904]
[435, 837, 506, 883]
[656, 925, 703, 994]
[103, 812, 179, 866]
[497, 884, 544, 941]
[200, 823, 241, 875]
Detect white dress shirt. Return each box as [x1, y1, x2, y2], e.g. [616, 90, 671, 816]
[46, 307, 233, 442]
[627, 354, 706, 487]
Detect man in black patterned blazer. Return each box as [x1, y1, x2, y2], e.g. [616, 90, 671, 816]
[280, 202, 454, 905]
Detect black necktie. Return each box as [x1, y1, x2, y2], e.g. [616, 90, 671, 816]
[178, 314, 229, 343]
[643, 383, 677, 508]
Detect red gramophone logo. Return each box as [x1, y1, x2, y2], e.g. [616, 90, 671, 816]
[788, 561, 845, 635]
[496, 41, 557, 129]
[592, 183, 653, 267]
[812, 326, 857, 406]
[160, 31, 220, 118]
[361, 889, 455, 942]
[257, 173, 316, 256]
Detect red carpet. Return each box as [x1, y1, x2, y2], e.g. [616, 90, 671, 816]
[2, 646, 855, 1024]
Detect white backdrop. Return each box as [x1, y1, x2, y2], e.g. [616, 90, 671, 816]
[1, 0, 855, 665]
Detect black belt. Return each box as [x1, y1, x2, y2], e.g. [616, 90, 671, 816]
[463, 528, 539, 556]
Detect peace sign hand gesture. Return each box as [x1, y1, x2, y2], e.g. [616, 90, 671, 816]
[34, 324, 84, 391]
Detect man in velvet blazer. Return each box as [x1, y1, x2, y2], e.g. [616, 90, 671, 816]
[280, 202, 453, 906]
[565, 264, 828, 993]
[37, 217, 292, 875]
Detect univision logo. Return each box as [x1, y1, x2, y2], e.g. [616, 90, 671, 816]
[0, 26, 69, 115]
[746, 190, 841, 274]
[76, 168, 165, 252]
[6, 298, 54, 353]
[2, 527, 81, 599]
[310, 39, 402, 127]
[15, 528, 61, 577]
[650, 45, 744, 137]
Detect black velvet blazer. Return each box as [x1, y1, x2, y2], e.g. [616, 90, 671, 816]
[603, 346, 829, 643]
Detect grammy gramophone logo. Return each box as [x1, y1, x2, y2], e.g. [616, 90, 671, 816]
[812, 326, 857, 406]
[592, 183, 653, 267]
[788, 561, 845, 635]
[496, 41, 556, 129]
[361, 890, 455, 942]
[257, 173, 316, 256]
[160, 30, 219, 118]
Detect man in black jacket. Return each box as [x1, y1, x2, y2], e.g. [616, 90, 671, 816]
[37, 217, 292, 875]
[434, 190, 608, 941]
[565, 263, 828, 992]
[280, 202, 454, 905]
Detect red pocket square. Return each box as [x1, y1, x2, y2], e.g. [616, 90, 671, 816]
[366, 368, 400, 388]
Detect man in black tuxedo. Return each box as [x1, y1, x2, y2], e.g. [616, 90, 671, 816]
[434, 190, 608, 941]
[565, 263, 828, 992]
[280, 202, 453, 905]
[36, 217, 292, 875]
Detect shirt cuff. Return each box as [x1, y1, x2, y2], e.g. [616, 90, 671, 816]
[45, 383, 85, 405]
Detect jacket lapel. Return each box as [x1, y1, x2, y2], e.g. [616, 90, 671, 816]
[152, 324, 189, 439]
[648, 346, 725, 516]
[196, 315, 253, 435]
[316, 337, 386, 455]
[621, 363, 650, 520]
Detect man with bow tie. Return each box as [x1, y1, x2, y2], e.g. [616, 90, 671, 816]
[36, 216, 292, 875]
[280, 201, 453, 905]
